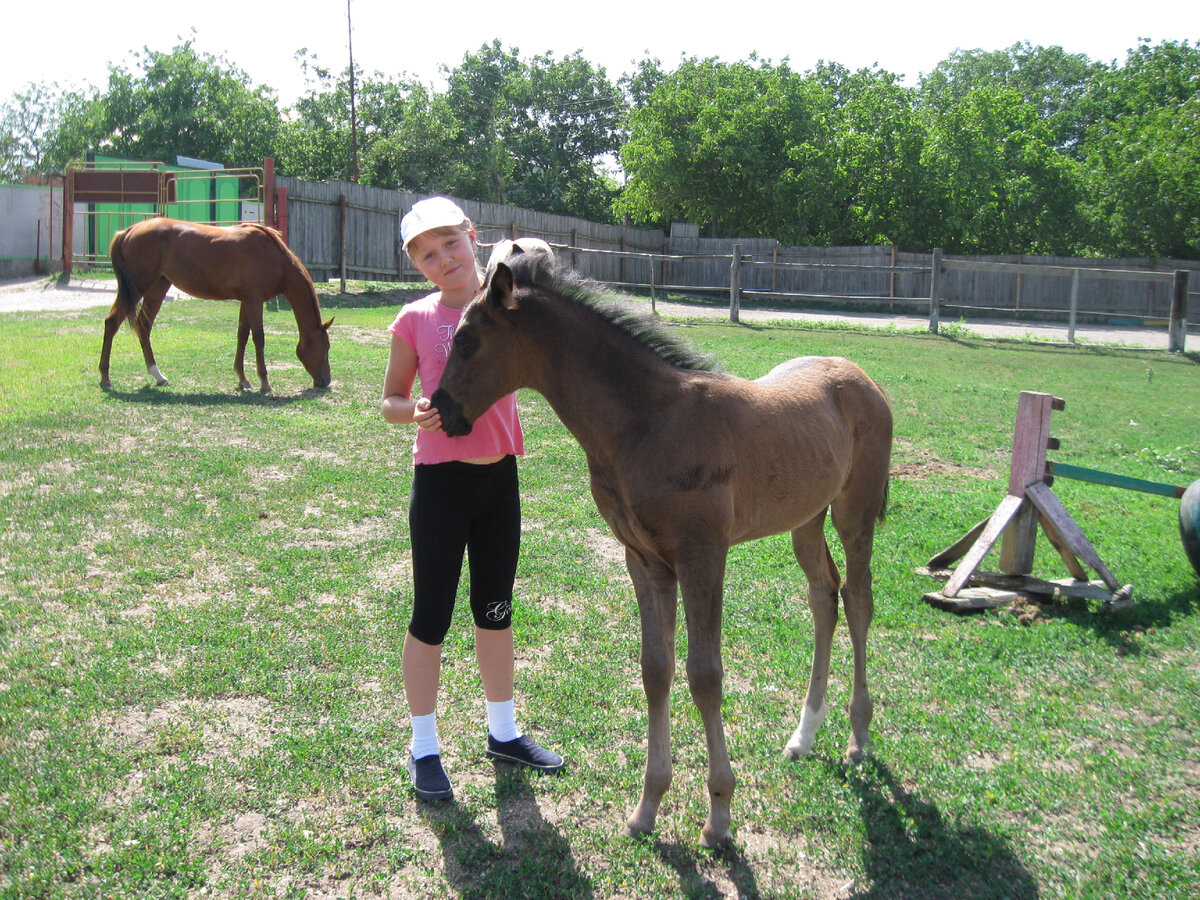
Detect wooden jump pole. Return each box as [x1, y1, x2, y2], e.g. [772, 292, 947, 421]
[920, 390, 1133, 613]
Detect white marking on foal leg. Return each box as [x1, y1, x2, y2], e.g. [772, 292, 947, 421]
[784, 701, 827, 759]
[148, 365, 168, 386]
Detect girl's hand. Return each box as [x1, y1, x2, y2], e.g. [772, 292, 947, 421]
[414, 396, 442, 432]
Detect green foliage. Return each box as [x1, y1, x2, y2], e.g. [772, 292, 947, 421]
[618, 56, 840, 242]
[2, 37, 1198, 256]
[441, 41, 624, 219]
[34, 42, 283, 172]
[1079, 41, 1200, 258]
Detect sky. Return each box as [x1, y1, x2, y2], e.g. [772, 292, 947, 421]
[2, 0, 1195, 105]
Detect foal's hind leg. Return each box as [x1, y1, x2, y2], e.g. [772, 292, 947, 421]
[830, 497, 881, 764]
[785, 512, 841, 760]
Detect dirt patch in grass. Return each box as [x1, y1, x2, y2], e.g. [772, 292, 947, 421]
[890, 440, 1001, 481]
[98, 696, 274, 766]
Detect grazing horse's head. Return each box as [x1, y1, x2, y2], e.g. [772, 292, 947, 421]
[297, 318, 335, 389]
[432, 239, 554, 436]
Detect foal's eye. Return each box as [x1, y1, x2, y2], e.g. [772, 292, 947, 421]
[454, 332, 479, 359]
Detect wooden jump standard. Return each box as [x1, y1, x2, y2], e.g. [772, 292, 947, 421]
[920, 390, 1134, 613]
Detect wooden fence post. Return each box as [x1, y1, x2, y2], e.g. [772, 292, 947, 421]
[277, 187, 289, 245]
[1169, 270, 1189, 353]
[62, 172, 74, 275]
[730, 244, 742, 323]
[928, 247, 943, 333]
[338, 194, 348, 292]
[1067, 268, 1080, 345]
[649, 255, 657, 313]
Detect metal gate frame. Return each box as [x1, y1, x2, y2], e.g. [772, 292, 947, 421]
[62, 159, 266, 272]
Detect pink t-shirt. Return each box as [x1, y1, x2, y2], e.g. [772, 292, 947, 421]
[389, 293, 524, 465]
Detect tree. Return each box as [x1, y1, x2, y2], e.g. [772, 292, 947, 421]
[818, 64, 931, 248]
[1080, 41, 1200, 258]
[39, 42, 282, 172]
[441, 41, 625, 220]
[618, 57, 841, 242]
[501, 51, 626, 221]
[919, 43, 1106, 155]
[0, 81, 66, 181]
[920, 84, 1083, 254]
[359, 83, 466, 193]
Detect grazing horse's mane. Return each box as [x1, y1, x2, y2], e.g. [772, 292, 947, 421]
[505, 250, 722, 374]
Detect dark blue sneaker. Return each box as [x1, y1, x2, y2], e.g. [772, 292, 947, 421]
[486, 734, 565, 772]
[407, 754, 453, 800]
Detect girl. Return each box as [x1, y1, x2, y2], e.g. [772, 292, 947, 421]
[381, 197, 563, 801]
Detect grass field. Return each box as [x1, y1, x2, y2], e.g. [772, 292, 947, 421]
[1, 288, 1198, 899]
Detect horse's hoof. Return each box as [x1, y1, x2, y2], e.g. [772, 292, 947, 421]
[700, 830, 732, 849]
[621, 820, 654, 842]
[844, 743, 871, 766]
[99, 380, 111, 390]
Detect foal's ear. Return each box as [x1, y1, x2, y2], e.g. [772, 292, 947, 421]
[486, 262, 518, 311]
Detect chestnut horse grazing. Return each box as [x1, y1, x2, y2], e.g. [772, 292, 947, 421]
[433, 241, 893, 847]
[99, 218, 333, 392]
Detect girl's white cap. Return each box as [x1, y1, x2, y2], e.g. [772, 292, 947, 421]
[401, 197, 468, 250]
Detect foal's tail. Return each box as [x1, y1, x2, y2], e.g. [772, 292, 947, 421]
[877, 478, 890, 523]
[108, 228, 143, 327]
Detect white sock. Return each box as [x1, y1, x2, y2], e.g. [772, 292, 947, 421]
[486, 699, 521, 743]
[410, 712, 440, 760]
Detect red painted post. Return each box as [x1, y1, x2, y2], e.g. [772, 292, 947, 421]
[263, 157, 275, 228]
[999, 391, 1063, 575]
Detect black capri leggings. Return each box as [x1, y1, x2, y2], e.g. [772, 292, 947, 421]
[407, 455, 520, 646]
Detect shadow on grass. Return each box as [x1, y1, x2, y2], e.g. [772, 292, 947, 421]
[839, 759, 1039, 899]
[101, 385, 322, 407]
[1021, 583, 1200, 654]
[417, 762, 594, 899]
[651, 837, 762, 900]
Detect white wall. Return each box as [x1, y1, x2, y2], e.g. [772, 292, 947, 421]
[0, 184, 89, 277]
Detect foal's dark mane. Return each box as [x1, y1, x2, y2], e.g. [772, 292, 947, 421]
[510, 252, 721, 373]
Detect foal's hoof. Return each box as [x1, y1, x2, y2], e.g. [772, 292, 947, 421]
[621, 822, 653, 842]
[700, 826, 733, 850]
[844, 743, 871, 766]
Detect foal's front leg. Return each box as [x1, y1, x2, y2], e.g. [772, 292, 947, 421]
[678, 551, 735, 847]
[622, 551, 678, 840]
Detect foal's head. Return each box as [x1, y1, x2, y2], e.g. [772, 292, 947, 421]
[432, 239, 554, 436]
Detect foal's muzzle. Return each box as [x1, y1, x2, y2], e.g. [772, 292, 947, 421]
[431, 388, 472, 437]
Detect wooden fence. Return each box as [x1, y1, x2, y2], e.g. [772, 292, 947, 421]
[276, 176, 1196, 349]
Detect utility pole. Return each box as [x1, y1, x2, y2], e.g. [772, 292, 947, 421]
[347, 0, 360, 182]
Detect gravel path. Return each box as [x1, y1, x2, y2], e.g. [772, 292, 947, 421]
[2, 274, 1187, 350]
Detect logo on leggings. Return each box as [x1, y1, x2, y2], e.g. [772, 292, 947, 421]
[485, 600, 512, 622]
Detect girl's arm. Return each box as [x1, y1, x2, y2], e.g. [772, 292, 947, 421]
[381, 334, 442, 431]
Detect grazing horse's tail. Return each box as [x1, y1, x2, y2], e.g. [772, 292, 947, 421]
[877, 478, 890, 523]
[108, 227, 143, 327]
